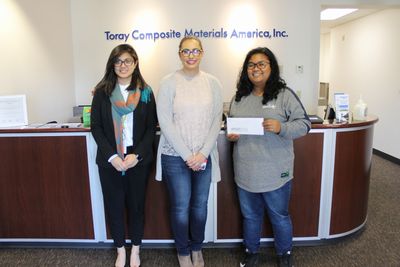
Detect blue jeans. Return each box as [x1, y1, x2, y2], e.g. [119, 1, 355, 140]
[161, 154, 212, 256]
[237, 181, 293, 255]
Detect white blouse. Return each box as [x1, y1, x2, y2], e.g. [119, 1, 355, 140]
[119, 84, 133, 153]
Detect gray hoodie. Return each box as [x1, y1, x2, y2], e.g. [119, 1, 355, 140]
[229, 87, 311, 193]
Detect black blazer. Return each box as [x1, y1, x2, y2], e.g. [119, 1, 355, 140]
[90, 87, 157, 167]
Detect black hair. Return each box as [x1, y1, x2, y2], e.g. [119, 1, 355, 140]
[235, 47, 286, 104]
[94, 44, 147, 96]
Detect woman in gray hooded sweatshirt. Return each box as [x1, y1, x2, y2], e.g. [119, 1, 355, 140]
[227, 47, 311, 267]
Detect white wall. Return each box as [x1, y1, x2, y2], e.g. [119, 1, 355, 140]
[2, 0, 398, 158]
[70, 0, 320, 114]
[0, 0, 75, 123]
[321, 9, 400, 159]
[319, 33, 331, 83]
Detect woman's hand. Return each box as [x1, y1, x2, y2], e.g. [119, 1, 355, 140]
[263, 119, 281, 134]
[111, 157, 127, 172]
[186, 152, 207, 171]
[123, 154, 139, 169]
[226, 133, 240, 142]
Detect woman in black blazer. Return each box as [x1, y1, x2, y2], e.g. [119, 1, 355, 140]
[91, 44, 157, 267]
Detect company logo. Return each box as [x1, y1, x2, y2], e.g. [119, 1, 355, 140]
[104, 27, 288, 42]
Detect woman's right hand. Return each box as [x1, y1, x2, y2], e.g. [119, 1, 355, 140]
[186, 152, 207, 171]
[123, 154, 139, 170]
[226, 133, 240, 142]
[110, 157, 126, 172]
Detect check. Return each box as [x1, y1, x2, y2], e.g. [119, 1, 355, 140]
[226, 117, 264, 135]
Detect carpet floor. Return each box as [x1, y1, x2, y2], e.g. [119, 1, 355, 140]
[0, 155, 399, 267]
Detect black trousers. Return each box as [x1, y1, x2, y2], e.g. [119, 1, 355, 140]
[98, 162, 150, 247]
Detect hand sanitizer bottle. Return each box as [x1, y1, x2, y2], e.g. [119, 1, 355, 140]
[353, 95, 368, 121]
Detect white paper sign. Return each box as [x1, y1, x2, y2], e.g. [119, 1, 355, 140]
[334, 93, 349, 122]
[0, 95, 28, 127]
[227, 117, 264, 135]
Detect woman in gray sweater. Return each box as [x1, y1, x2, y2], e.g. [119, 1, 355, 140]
[227, 47, 311, 267]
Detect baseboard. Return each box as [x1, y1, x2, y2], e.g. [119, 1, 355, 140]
[373, 149, 400, 165]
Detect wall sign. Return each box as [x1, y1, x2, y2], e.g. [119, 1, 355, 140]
[104, 27, 288, 42]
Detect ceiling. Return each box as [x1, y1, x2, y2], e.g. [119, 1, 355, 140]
[320, 8, 382, 34]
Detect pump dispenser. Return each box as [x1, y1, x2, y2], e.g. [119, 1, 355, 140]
[353, 95, 368, 121]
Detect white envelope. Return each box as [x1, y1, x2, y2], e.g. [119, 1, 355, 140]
[226, 117, 264, 135]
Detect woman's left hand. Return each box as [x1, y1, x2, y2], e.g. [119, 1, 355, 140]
[263, 119, 281, 134]
[186, 152, 207, 171]
[226, 133, 240, 142]
[123, 154, 139, 169]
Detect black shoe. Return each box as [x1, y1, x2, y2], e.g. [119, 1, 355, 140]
[240, 250, 259, 267]
[277, 251, 293, 267]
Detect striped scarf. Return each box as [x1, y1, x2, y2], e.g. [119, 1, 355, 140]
[110, 84, 141, 170]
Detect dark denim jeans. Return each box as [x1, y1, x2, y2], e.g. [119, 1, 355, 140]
[161, 154, 212, 256]
[237, 181, 293, 255]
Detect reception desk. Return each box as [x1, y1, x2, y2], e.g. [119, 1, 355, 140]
[0, 116, 378, 246]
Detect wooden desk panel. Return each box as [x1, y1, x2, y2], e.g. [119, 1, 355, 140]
[0, 136, 94, 239]
[143, 167, 173, 239]
[217, 133, 323, 239]
[216, 135, 242, 239]
[292, 133, 323, 236]
[330, 128, 374, 235]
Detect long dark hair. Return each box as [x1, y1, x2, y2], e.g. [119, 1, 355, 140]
[235, 47, 286, 104]
[95, 44, 147, 96]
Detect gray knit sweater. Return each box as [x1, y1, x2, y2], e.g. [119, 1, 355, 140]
[229, 88, 311, 193]
[156, 70, 223, 182]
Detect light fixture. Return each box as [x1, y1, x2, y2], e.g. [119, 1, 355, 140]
[320, 8, 358, 21]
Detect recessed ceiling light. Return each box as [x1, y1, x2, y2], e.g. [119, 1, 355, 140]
[321, 8, 358, 20]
